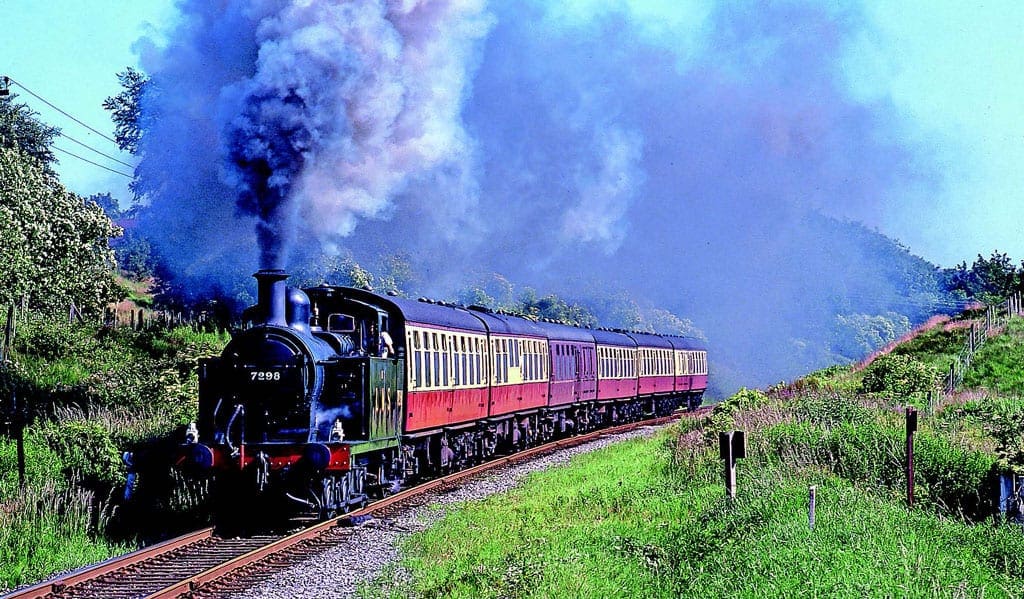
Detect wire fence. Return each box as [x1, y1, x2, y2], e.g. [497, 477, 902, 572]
[945, 291, 1024, 393]
[0, 299, 223, 363]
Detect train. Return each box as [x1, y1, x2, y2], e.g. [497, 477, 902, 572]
[177, 270, 708, 518]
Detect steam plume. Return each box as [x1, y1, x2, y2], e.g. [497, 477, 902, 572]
[133, 0, 949, 392]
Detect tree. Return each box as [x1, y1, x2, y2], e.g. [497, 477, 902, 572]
[516, 288, 598, 328]
[944, 251, 1021, 304]
[375, 252, 417, 297]
[0, 93, 59, 171]
[0, 147, 122, 313]
[87, 192, 120, 219]
[102, 67, 149, 156]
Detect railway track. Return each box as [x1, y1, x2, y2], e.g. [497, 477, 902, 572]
[4, 409, 707, 599]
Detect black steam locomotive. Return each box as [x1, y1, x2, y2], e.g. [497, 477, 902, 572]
[178, 270, 707, 518]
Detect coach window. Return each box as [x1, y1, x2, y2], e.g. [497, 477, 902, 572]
[411, 331, 421, 388]
[422, 333, 433, 389]
[453, 336, 462, 387]
[492, 340, 499, 384]
[474, 338, 481, 385]
[475, 335, 483, 382]
[441, 335, 449, 386]
[430, 333, 439, 387]
[492, 339, 499, 384]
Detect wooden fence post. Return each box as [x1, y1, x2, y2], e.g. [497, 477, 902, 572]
[14, 388, 25, 488]
[809, 485, 817, 530]
[2, 305, 13, 362]
[906, 407, 918, 507]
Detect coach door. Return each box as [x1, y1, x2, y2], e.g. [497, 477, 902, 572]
[579, 345, 596, 401]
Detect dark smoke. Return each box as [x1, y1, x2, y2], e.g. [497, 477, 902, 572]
[134, 0, 491, 277]
[134, 1, 947, 393]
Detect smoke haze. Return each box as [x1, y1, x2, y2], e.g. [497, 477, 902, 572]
[134, 0, 951, 393]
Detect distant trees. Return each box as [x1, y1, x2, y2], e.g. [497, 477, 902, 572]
[944, 251, 1023, 305]
[454, 273, 704, 336]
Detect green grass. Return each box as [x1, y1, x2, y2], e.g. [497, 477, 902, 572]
[962, 319, 1024, 395]
[0, 480, 130, 592]
[371, 434, 1024, 598]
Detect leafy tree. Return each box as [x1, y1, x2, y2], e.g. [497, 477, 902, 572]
[375, 252, 417, 297]
[831, 312, 911, 360]
[516, 288, 598, 328]
[102, 67, 149, 156]
[0, 93, 59, 171]
[643, 308, 704, 339]
[456, 273, 515, 309]
[0, 147, 122, 313]
[87, 192, 121, 219]
[293, 254, 374, 289]
[944, 251, 1022, 304]
[115, 230, 156, 280]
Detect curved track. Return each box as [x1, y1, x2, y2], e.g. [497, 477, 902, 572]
[3, 408, 707, 599]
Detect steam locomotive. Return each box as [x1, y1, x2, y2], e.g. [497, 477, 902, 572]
[179, 270, 707, 518]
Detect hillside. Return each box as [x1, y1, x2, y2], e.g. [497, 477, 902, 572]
[374, 310, 1024, 597]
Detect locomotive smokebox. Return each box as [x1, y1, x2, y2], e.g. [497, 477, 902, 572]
[254, 269, 289, 327]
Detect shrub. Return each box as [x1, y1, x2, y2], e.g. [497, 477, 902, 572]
[14, 319, 97, 361]
[859, 353, 938, 396]
[37, 419, 124, 493]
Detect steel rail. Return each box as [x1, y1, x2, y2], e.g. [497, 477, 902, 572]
[5, 409, 705, 599]
[2, 528, 214, 599]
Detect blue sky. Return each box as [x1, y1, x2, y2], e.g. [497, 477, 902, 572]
[3, 0, 171, 204]
[3, 0, 1023, 268]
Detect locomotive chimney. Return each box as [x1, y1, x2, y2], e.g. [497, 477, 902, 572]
[254, 269, 289, 327]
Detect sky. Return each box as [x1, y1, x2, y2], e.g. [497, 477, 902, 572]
[2, 0, 1023, 268]
[3, 0, 173, 204]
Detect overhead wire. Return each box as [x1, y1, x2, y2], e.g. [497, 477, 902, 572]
[58, 131, 135, 169]
[5, 75, 120, 145]
[52, 146, 132, 178]
[3, 74, 136, 176]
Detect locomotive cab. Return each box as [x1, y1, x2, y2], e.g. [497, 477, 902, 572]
[307, 289, 404, 448]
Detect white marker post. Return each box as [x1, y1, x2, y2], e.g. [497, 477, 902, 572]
[719, 430, 746, 500]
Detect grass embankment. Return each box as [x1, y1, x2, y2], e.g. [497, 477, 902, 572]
[0, 317, 228, 591]
[374, 315, 1024, 598]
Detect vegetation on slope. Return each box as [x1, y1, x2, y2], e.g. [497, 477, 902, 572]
[0, 319, 228, 590]
[372, 312, 1024, 598]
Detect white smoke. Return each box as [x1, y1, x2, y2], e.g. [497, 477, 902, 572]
[560, 126, 644, 252]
